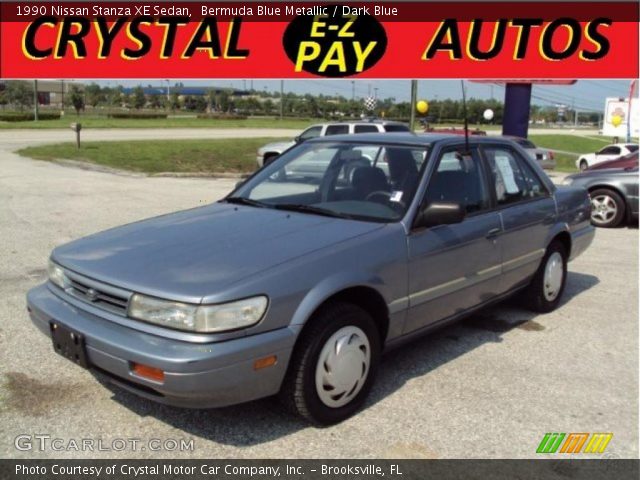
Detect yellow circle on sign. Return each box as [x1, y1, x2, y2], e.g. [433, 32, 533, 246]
[417, 100, 429, 114]
[611, 115, 623, 127]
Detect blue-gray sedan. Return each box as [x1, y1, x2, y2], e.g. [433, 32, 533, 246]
[27, 133, 594, 425]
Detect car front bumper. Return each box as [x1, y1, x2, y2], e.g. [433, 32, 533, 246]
[26, 283, 297, 408]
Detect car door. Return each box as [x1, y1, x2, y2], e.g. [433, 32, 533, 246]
[481, 144, 556, 294]
[405, 146, 502, 333]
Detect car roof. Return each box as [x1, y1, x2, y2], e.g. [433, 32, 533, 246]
[307, 132, 520, 147]
[308, 119, 408, 127]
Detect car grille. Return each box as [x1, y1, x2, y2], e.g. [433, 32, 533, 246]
[67, 277, 130, 315]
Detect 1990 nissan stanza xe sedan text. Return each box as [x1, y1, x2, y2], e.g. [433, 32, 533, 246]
[27, 133, 595, 425]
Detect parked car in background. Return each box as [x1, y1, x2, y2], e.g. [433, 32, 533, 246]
[28, 134, 594, 425]
[563, 166, 639, 228]
[576, 143, 638, 171]
[256, 120, 410, 167]
[504, 136, 556, 170]
[586, 151, 638, 171]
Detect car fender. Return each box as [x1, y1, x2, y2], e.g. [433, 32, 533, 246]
[288, 270, 390, 328]
[544, 221, 571, 250]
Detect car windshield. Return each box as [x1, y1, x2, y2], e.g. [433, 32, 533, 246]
[627, 145, 638, 152]
[229, 141, 430, 222]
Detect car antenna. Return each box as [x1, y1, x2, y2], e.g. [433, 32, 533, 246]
[461, 80, 471, 155]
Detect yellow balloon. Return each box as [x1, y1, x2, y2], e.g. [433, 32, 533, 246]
[611, 115, 622, 127]
[416, 100, 429, 114]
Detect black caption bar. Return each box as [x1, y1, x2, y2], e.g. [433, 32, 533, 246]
[2, 459, 639, 480]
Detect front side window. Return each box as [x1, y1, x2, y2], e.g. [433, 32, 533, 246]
[483, 147, 547, 205]
[231, 142, 431, 222]
[423, 148, 490, 214]
[299, 126, 322, 141]
[599, 146, 620, 155]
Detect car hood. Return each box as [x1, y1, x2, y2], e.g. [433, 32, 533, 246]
[259, 140, 295, 153]
[566, 168, 626, 181]
[52, 203, 383, 302]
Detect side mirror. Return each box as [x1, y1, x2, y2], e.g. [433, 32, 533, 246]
[294, 136, 302, 143]
[415, 202, 465, 228]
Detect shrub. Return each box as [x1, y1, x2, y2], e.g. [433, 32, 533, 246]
[196, 113, 247, 120]
[0, 112, 61, 121]
[107, 112, 168, 119]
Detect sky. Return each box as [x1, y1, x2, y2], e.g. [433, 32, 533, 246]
[97, 79, 637, 112]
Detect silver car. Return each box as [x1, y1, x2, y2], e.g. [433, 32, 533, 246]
[27, 134, 594, 425]
[503, 136, 556, 170]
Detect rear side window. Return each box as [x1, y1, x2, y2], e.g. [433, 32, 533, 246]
[354, 124, 379, 133]
[326, 125, 349, 135]
[384, 124, 410, 132]
[423, 148, 490, 214]
[483, 147, 547, 205]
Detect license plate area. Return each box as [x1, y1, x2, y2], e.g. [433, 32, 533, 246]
[50, 322, 89, 368]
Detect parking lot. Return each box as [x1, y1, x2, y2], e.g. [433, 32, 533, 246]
[0, 131, 637, 459]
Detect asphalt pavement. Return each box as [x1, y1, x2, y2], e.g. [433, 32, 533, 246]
[0, 128, 636, 459]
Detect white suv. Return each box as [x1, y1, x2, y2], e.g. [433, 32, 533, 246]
[256, 120, 410, 167]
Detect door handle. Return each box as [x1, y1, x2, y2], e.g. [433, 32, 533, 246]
[486, 228, 502, 239]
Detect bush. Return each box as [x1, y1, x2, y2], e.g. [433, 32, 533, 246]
[0, 112, 61, 122]
[107, 112, 168, 119]
[196, 113, 247, 120]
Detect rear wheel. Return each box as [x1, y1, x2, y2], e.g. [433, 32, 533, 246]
[279, 302, 380, 425]
[590, 188, 625, 228]
[523, 241, 567, 313]
[579, 160, 589, 171]
[263, 153, 279, 167]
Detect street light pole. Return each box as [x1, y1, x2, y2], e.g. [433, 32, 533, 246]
[33, 79, 39, 121]
[280, 80, 284, 120]
[409, 80, 417, 131]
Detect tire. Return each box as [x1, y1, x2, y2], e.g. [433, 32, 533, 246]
[279, 302, 381, 426]
[523, 241, 568, 313]
[263, 153, 279, 167]
[579, 160, 589, 171]
[589, 188, 625, 228]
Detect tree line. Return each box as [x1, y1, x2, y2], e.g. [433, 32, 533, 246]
[0, 81, 601, 124]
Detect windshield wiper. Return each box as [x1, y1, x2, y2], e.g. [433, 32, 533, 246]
[273, 204, 352, 219]
[222, 197, 268, 208]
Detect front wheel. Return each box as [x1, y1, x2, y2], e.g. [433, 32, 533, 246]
[279, 302, 381, 425]
[579, 159, 589, 171]
[590, 188, 625, 228]
[523, 241, 567, 313]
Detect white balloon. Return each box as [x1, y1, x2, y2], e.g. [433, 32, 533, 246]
[483, 109, 494, 121]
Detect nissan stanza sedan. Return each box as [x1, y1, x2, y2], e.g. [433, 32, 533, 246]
[27, 134, 594, 425]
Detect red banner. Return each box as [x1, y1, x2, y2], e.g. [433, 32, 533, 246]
[1, 1, 638, 79]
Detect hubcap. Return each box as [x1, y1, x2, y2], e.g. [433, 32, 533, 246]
[591, 195, 618, 225]
[315, 326, 370, 408]
[543, 252, 564, 301]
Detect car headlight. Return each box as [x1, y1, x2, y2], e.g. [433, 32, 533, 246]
[128, 294, 268, 333]
[48, 259, 69, 289]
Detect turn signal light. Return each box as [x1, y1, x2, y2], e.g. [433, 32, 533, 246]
[254, 355, 277, 370]
[132, 363, 165, 382]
